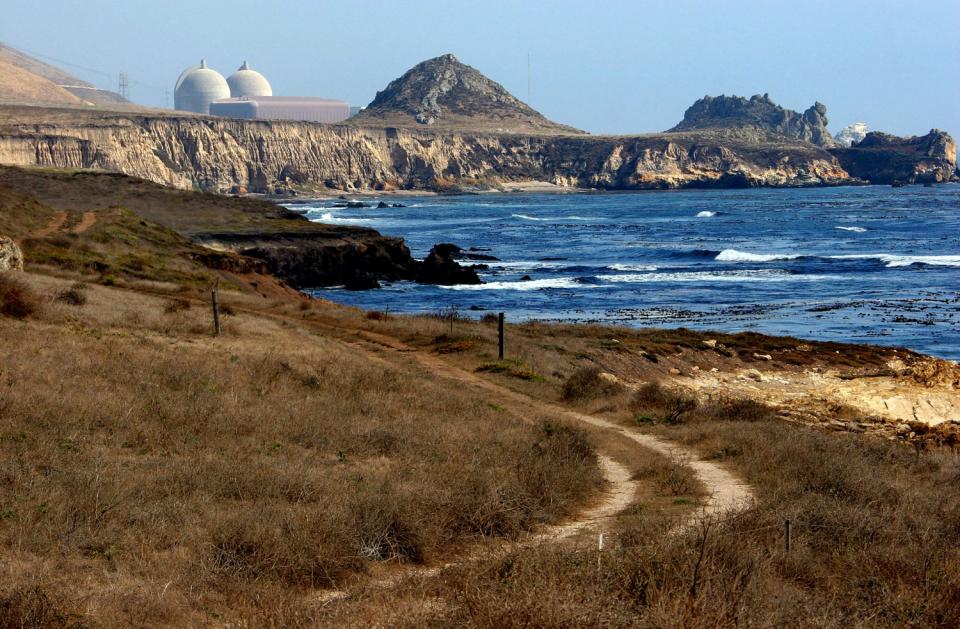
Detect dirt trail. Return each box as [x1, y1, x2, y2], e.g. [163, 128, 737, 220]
[318, 454, 635, 604]
[360, 330, 753, 522]
[311, 331, 753, 603]
[23, 210, 67, 241]
[70, 211, 96, 234]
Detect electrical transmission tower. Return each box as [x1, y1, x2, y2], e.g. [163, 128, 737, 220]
[118, 72, 130, 100]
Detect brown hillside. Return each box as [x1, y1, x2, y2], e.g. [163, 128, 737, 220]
[0, 59, 84, 105]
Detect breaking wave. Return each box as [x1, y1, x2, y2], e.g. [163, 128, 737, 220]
[715, 249, 803, 262]
[607, 263, 659, 272]
[598, 269, 828, 283]
[830, 254, 960, 268]
[716, 249, 960, 268]
[441, 277, 598, 291]
[836, 226, 868, 233]
[696, 211, 717, 217]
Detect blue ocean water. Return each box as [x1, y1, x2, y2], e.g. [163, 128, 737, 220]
[294, 186, 960, 359]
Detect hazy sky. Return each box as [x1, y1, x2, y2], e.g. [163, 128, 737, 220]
[3, 0, 958, 137]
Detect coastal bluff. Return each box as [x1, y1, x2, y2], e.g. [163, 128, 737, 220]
[0, 105, 855, 193]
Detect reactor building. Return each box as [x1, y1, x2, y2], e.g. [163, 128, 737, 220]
[174, 60, 350, 123]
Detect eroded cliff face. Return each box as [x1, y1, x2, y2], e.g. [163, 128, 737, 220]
[829, 130, 958, 184]
[0, 107, 853, 193]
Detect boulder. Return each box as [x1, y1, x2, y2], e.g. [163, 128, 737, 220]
[0, 236, 24, 271]
[416, 243, 482, 286]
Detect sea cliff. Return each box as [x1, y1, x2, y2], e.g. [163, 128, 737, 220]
[0, 106, 858, 193]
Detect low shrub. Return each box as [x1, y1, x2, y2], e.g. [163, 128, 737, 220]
[55, 283, 87, 306]
[477, 359, 544, 382]
[560, 366, 624, 401]
[629, 382, 697, 424]
[163, 298, 191, 314]
[0, 273, 39, 319]
[0, 586, 83, 628]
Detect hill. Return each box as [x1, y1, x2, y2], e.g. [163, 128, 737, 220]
[0, 42, 130, 107]
[669, 93, 837, 147]
[0, 58, 85, 106]
[349, 54, 584, 135]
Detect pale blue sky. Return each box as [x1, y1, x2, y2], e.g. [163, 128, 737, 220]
[3, 0, 957, 137]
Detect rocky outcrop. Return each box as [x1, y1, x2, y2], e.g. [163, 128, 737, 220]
[416, 244, 482, 285]
[0, 105, 854, 193]
[0, 235, 23, 271]
[349, 54, 583, 136]
[199, 231, 480, 290]
[669, 94, 838, 148]
[834, 122, 869, 147]
[829, 129, 958, 184]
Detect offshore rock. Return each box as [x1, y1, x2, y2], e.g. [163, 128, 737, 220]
[669, 93, 838, 147]
[416, 243, 482, 285]
[829, 129, 958, 184]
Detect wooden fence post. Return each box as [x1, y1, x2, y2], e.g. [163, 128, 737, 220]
[211, 284, 221, 337]
[498, 312, 505, 360]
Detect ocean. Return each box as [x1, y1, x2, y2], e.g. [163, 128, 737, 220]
[294, 185, 960, 360]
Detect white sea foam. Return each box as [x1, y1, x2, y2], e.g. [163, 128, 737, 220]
[830, 254, 960, 268]
[485, 260, 571, 270]
[835, 226, 868, 233]
[696, 211, 717, 217]
[310, 213, 375, 225]
[598, 269, 828, 283]
[607, 263, 659, 272]
[716, 249, 960, 268]
[511, 213, 548, 221]
[441, 278, 595, 291]
[715, 249, 803, 262]
[510, 213, 602, 221]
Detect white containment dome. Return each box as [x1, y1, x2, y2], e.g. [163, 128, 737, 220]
[227, 61, 272, 98]
[174, 60, 230, 114]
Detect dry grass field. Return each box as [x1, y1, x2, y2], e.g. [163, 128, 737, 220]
[0, 272, 610, 625]
[2, 165, 958, 626]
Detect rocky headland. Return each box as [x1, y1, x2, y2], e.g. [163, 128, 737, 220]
[668, 93, 838, 148]
[829, 129, 959, 184]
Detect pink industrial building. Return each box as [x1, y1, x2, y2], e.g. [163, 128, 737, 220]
[209, 96, 351, 123]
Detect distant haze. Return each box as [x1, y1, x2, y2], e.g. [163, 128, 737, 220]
[3, 0, 958, 138]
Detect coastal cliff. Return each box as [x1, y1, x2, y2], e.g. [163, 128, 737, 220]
[0, 106, 854, 193]
[829, 130, 958, 184]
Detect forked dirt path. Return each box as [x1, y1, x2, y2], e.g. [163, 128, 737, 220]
[24, 210, 67, 241]
[312, 330, 753, 604]
[359, 330, 754, 524]
[70, 211, 96, 234]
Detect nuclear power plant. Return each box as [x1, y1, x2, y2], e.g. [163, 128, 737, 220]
[174, 60, 350, 123]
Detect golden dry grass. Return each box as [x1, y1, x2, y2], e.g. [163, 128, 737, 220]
[0, 273, 602, 625]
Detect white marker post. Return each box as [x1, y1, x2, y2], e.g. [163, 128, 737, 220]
[597, 531, 604, 572]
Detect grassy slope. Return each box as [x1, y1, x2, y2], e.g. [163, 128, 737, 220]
[312, 316, 960, 627]
[1, 168, 958, 625]
[0, 166, 366, 238]
[0, 272, 603, 625]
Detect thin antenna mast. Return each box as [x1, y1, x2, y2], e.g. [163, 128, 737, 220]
[118, 72, 130, 100]
[527, 53, 531, 103]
